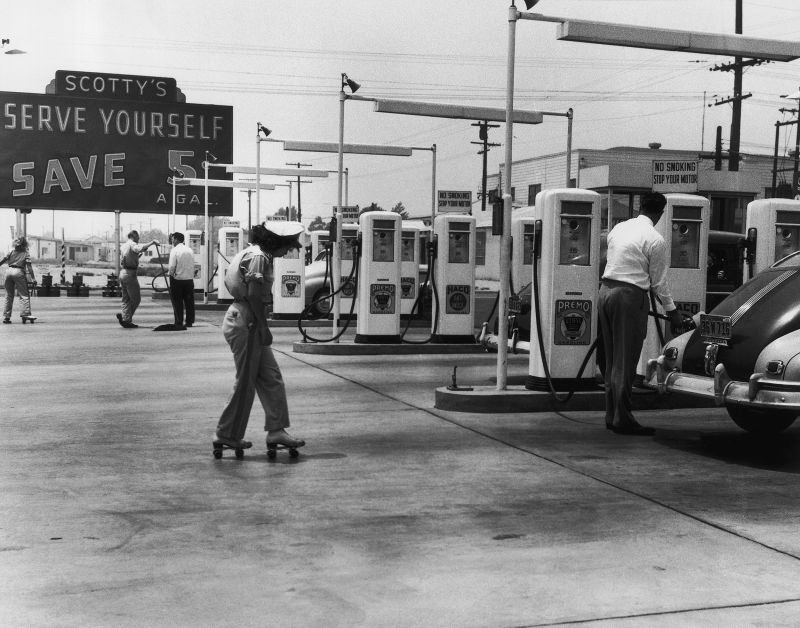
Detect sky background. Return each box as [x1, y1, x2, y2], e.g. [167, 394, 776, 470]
[3, 0, 800, 249]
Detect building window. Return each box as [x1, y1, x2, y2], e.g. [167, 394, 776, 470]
[475, 230, 486, 266]
[527, 183, 541, 206]
[510, 187, 515, 202]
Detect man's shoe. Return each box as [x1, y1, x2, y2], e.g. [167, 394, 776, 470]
[116, 313, 125, 327]
[122, 321, 138, 328]
[2, 318, 10, 324]
[612, 424, 655, 436]
[266, 430, 306, 448]
[185, 323, 193, 327]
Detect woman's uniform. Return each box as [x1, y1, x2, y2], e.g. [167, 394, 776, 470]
[3, 249, 33, 321]
[215, 244, 290, 442]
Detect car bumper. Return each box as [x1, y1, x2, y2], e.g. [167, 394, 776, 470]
[645, 356, 800, 411]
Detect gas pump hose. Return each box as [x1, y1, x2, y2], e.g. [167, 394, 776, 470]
[400, 245, 440, 344]
[297, 244, 360, 343]
[150, 243, 171, 293]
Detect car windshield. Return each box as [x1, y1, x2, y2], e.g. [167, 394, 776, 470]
[773, 250, 800, 268]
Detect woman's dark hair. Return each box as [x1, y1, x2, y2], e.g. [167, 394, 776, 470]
[250, 224, 301, 252]
[14, 236, 27, 251]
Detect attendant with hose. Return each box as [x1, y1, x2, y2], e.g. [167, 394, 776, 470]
[599, 192, 683, 435]
[117, 230, 159, 329]
[214, 222, 306, 454]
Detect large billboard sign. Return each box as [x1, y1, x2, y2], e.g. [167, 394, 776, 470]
[0, 72, 234, 215]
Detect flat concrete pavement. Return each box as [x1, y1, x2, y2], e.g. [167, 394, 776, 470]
[4, 295, 800, 627]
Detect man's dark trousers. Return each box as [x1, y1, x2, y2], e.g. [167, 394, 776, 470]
[170, 278, 195, 327]
[598, 279, 649, 428]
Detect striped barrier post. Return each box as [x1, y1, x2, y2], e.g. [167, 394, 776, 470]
[60, 234, 66, 285]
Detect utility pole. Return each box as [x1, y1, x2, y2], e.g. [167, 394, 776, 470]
[470, 121, 500, 213]
[286, 161, 311, 222]
[708, 0, 769, 171]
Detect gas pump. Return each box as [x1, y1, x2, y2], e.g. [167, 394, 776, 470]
[354, 212, 402, 343]
[216, 226, 244, 303]
[186, 229, 204, 292]
[511, 215, 537, 295]
[309, 230, 330, 262]
[526, 188, 602, 391]
[339, 223, 359, 317]
[400, 226, 421, 317]
[267, 220, 307, 319]
[637, 193, 710, 376]
[432, 214, 476, 343]
[743, 198, 800, 281]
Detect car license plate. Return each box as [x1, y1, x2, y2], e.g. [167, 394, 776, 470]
[700, 314, 731, 346]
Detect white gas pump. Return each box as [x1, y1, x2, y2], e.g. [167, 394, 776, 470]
[267, 220, 307, 319]
[743, 198, 800, 281]
[216, 226, 244, 302]
[637, 193, 710, 376]
[309, 230, 330, 262]
[186, 229, 204, 292]
[338, 223, 360, 316]
[400, 226, 421, 316]
[354, 212, 402, 343]
[432, 214, 476, 343]
[526, 189, 602, 391]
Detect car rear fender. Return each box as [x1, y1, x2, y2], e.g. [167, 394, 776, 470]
[757, 329, 800, 380]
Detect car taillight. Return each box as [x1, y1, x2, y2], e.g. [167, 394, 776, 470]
[767, 360, 785, 376]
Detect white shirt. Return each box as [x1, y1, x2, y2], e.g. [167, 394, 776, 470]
[168, 242, 195, 281]
[602, 214, 675, 311]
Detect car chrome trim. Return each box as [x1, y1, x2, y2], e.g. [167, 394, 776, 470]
[731, 270, 796, 325]
[704, 343, 719, 376]
[647, 363, 800, 412]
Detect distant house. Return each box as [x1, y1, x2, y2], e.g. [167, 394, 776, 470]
[26, 235, 98, 263]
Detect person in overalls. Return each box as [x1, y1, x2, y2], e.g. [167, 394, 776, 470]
[214, 222, 306, 453]
[117, 230, 159, 328]
[1, 236, 35, 323]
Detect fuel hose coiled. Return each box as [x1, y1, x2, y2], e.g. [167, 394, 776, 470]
[400, 242, 440, 344]
[297, 242, 360, 343]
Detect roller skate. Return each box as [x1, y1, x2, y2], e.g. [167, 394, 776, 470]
[212, 436, 253, 460]
[266, 430, 305, 460]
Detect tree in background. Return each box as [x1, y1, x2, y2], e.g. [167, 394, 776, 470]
[307, 216, 327, 231]
[358, 202, 383, 216]
[391, 202, 410, 220]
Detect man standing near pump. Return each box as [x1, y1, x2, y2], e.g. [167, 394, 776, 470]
[117, 230, 159, 329]
[167, 232, 195, 329]
[599, 192, 683, 435]
[213, 222, 306, 460]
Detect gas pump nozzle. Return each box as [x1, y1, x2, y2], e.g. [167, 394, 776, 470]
[743, 227, 757, 273]
[533, 219, 543, 259]
[328, 215, 338, 242]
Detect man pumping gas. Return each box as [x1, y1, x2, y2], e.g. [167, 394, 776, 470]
[213, 222, 306, 459]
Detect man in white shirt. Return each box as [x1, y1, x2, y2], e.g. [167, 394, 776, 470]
[168, 232, 196, 329]
[599, 192, 683, 435]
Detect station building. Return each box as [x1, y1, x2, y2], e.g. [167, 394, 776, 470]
[475, 144, 795, 281]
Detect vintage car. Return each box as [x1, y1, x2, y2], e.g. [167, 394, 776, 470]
[646, 249, 800, 433]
